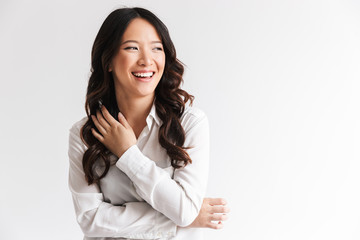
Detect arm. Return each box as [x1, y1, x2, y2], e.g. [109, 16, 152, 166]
[116, 113, 209, 227]
[68, 121, 176, 238]
[91, 107, 210, 227]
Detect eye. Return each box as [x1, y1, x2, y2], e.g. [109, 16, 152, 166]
[124, 46, 138, 50]
[153, 47, 163, 51]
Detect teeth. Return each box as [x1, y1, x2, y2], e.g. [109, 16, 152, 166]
[133, 72, 154, 78]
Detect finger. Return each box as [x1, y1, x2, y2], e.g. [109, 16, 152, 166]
[91, 128, 104, 142]
[210, 206, 230, 214]
[207, 198, 227, 206]
[211, 213, 228, 222]
[207, 221, 224, 230]
[101, 105, 118, 126]
[91, 115, 107, 134]
[96, 110, 111, 131]
[118, 112, 131, 128]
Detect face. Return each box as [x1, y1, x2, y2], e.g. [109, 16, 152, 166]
[109, 18, 166, 100]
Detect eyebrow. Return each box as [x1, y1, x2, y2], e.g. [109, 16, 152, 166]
[121, 40, 163, 45]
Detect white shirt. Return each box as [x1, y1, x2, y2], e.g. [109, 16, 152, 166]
[68, 103, 209, 240]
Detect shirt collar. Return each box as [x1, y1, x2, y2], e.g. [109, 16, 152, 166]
[146, 101, 162, 128]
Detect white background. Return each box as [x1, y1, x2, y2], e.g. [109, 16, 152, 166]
[0, 0, 359, 239]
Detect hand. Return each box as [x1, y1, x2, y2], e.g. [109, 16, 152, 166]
[91, 105, 137, 158]
[187, 198, 230, 229]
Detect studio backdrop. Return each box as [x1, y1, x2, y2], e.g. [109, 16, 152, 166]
[0, 0, 359, 239]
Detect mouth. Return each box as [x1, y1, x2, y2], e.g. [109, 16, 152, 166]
[132, 72, 155, 79]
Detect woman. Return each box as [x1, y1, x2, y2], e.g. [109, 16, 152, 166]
[68, 7, 229, 239]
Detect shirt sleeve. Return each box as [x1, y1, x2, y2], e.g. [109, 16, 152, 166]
[68, 121, 177, 239]
[116, 110, 209, 227]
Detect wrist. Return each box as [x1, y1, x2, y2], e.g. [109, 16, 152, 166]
[117, 144, 136, 158]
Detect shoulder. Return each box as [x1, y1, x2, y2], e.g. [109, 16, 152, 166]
[68, 117, 88, 153]
[69, 116, 88, 135]
[180, 106, 208, 133]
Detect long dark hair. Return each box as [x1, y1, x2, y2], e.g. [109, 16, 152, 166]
[81, 7, 194, 185]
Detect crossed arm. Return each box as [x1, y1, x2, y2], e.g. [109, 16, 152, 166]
[68, 106, 228, 238]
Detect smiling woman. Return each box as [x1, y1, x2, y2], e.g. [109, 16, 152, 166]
[109, 18, 165, 102]
[68, 7, 229, 240]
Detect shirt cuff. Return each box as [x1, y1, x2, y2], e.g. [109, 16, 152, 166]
[116, 145, 148, 179]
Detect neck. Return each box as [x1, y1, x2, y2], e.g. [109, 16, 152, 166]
[115, 92, 155, 137]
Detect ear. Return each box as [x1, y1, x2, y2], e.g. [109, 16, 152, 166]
[108, 65, 112, 72]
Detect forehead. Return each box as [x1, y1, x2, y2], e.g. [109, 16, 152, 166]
[122, 18, 161, 42]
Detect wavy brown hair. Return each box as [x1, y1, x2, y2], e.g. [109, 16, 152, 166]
[81, 7, 194, 185]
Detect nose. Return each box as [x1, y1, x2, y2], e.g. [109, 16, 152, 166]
[137, 49, 153, 66]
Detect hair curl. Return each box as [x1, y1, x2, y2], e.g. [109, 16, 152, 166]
[81, 7, 194, 185]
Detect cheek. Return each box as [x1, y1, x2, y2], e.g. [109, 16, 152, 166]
[118, 57, 130, 69]
[156, 55, 166, 71]
[115, 55, 134, 71]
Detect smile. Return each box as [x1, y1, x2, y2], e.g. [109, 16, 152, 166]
[132, 72, 155, 78]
